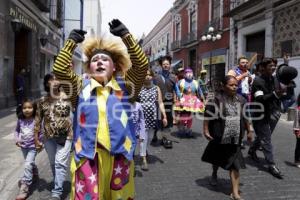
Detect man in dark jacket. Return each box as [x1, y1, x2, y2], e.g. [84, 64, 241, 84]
[248, 58, 284, 179]
[153, 55, 177, 148]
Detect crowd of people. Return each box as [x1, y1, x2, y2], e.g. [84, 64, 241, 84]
[202, 56, 298, 200]
[13, 18, 299, 200]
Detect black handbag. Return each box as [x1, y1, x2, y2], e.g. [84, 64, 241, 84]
[53, 129, 68, 146]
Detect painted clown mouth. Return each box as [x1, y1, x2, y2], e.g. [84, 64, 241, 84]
[96, 66, 106, 73]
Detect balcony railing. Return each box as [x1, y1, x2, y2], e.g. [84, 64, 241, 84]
[171, 40, 181, 51]
[202, 18, 221, 35]
[181, 31, 198, 46]
[31, 0, 50, 12]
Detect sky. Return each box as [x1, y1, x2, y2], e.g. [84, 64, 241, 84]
[101, 0, 174, 39]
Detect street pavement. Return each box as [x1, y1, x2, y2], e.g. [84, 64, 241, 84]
[1, 108, 300, 200]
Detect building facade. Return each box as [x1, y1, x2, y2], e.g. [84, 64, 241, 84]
[226, 0, 300, 94]
[63, 0, 84, 75]
[83, 0, 101, 37]
[171, 0, 230, 85]
[0, 0, 63, 109]
[142, 10, 173, 72]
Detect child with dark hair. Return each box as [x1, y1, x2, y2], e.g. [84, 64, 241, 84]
[15, 99, 40, 200]
[131, 101, 147, 170]
[293, 94, 300, 168]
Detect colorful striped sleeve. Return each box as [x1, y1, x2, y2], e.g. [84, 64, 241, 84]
[53, 39, 82, 108]
[123, 34, 149, 102]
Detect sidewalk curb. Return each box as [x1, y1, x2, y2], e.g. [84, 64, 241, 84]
[0, 107, 16, 119]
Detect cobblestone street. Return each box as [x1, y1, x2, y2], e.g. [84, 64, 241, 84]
[134, 116, 300, 200]
[1, 111, 300, 200]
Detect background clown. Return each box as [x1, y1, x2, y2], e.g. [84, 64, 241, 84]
[174, 68, 205, 137]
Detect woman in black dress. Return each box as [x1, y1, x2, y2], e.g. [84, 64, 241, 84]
[202, 75, 252, 200]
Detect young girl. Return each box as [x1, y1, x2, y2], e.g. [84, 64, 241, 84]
[15, 99, 39, 200]
[131, 101, 147, 170]
[293, 94, 300, 168]
[138, 69, 168, 170]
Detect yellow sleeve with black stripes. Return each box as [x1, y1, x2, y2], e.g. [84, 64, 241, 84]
[123, 34, 149, 102]
[53, 39, 82, 108]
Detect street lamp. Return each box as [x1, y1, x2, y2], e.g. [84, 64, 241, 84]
[201, 26, 222, 91]
[201, 26, 222, 41]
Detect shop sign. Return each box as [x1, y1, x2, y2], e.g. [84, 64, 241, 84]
[202, 55, 225, 66]
[9, 5, 37, 32]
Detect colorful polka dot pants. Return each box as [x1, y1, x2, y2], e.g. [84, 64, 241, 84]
[70, 147, 135, 200]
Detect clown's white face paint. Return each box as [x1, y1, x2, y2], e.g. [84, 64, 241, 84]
[89, 53, 115, 84]
[185, 71, 193, 80]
